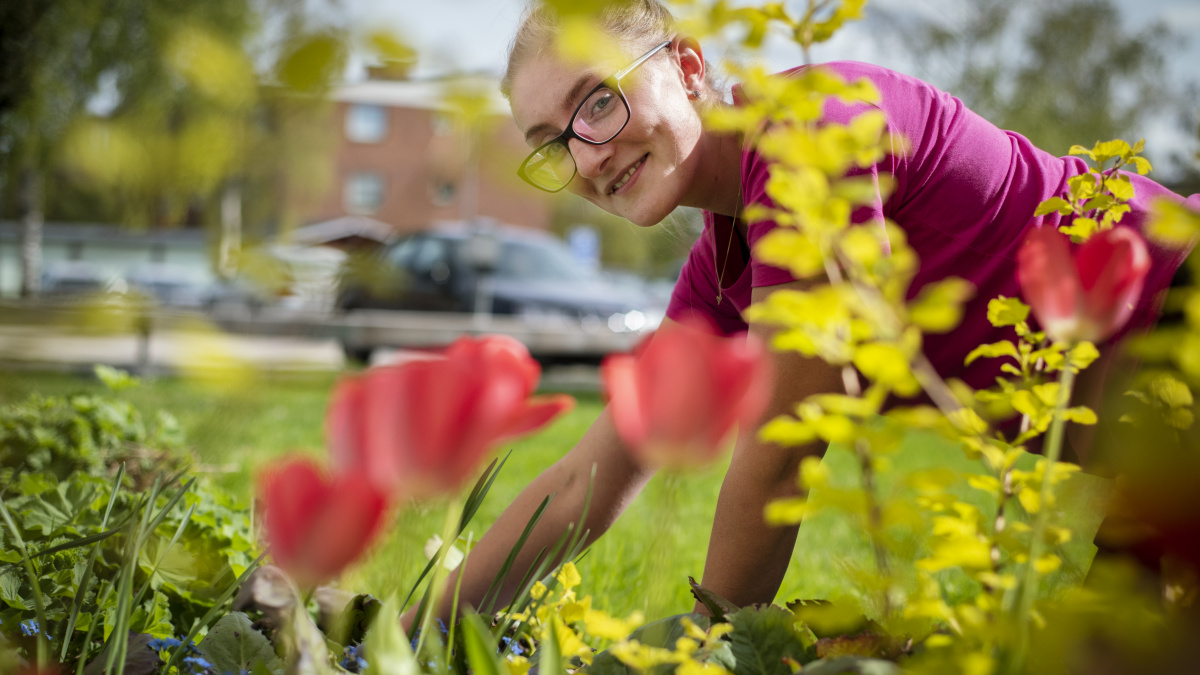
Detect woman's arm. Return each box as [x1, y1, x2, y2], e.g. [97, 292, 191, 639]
[693, 279, 846, 609]
[404, 405, 654, 629]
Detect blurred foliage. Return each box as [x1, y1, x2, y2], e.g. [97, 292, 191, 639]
[550, 196, 702, 277]
[0, 0, 346, 257]
[877, 0, 1178, 159]
[0, 367, 256, 667]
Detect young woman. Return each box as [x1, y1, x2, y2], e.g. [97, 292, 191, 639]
[409, 0, 1198, 623]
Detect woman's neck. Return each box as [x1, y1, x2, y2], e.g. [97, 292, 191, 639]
[681, 121, 744, 219]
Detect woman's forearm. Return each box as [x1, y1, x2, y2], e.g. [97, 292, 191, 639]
[404, 407, 652, 628]
[694, 438, 813, 609]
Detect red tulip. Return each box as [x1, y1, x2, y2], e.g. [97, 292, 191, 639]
[327, 335, 574, 498]
[602, 319, 772, 470]
[1016, 226, 1151, 343]
[257, 457, 389, 587]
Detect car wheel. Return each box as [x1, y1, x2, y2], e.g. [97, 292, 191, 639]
[342, 344, 373, 365]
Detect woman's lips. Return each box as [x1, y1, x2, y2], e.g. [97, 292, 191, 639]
[609, 154, 648, 195]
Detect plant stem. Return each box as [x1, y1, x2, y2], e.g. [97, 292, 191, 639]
[1009, 363, 1076, 672]
[414, 498, 462, 660]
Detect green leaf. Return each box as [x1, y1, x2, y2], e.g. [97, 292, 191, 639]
[965, 341, 1019, 366]
[908, 278, 974, 333]
[196, 612, 284, 675]
[93, 366, 140, 392]
[1063, 407, 1097, 425]
[1067, 144, 1095, 160]
[1034, 197, 1073, 217]
[461, 613, 502, 675]
[540, 613, 564, 675]
[11, 476, 101, 536]
[1091, 139, 1131, 163]
[1065, 342, 1100, 372]
[1059, 218, 1099, 241]
[987, 297, 1030, 328]
[726, 605, 815, 675]
[689, 578, 740, 621]
[363, 596, 419, 675]
[328, 593, 383, 648]
[1149, 373, 1193, 408]
[0, 568, 28, 610]
[1107, 175, 1135, 201]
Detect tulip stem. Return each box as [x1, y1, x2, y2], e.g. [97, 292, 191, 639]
[1008, 362, 1076, 673]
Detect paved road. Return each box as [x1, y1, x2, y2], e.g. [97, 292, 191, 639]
[0, 325, 604, 390]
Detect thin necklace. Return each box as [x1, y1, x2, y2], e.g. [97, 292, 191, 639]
[714, 182, 744, 305]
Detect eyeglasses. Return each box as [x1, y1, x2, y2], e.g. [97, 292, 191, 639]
[517, 40, 671, 193]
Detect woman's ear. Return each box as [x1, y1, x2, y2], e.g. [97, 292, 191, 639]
[673, 36, 706, 94]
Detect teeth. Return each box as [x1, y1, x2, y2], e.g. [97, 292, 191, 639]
[611, 157, 644, 194]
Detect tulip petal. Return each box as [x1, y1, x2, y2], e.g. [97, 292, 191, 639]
[1017, 227, 1083, 341]
[328, 334, 571, 500]
[1076, 227, 1151, 341]
[603, 354, 649, 451]
[258, 458, 389, 587]
[294, 471, 390, 586]
[603, 319, 771, 470]
[326, 376, 366, 472]
[503, 394, 576, 439]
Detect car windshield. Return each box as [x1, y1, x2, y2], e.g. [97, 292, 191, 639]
[493, 239, 594, 283]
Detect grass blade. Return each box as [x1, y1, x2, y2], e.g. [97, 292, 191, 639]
[479, 494, 553, 616]
[131, 503, 195, 608]
[137, 477, 195, 548]
[74, 581, 115, 675]
[60, 464, 125, 660]
[401, 454, 509, 614]
[33, 526, 121, 559]
[459, 453, 509, 531]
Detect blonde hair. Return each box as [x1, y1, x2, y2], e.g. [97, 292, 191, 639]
[500, 0, 716, 102]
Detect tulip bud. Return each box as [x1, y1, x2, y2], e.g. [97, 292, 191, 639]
[257, 457, 389, 588]
[1016, 226, 1151, 343]
[602, 319, 772, 470]
[327, 334, 574, 498]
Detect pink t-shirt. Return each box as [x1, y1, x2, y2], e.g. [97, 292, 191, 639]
[667, 61, 1198, 391]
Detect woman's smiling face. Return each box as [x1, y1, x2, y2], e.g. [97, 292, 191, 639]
[508, 40, 707, 227]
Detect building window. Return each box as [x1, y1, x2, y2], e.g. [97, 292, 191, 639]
[430, 181, 456, 206]
[345, 104, 388, 143]
[345, 173, 385, 214]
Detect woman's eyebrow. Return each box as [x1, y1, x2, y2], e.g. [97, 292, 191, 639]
[523, 73, 599, 144]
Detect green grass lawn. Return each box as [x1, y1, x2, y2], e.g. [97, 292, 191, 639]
[0, 367, 1109, 623]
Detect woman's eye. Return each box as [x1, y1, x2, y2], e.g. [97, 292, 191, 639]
[592, 93, 612, 114]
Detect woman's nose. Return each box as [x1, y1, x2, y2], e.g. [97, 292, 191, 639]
[568, 137, 613, 181]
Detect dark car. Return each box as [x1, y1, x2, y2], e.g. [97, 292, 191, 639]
[336, 222, 661, 360]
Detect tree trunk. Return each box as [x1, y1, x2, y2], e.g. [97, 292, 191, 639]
[218, 181, 242, 280]
[18, 167, 42, 298]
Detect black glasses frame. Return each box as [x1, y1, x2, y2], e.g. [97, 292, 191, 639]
[517, 40, 672, 193]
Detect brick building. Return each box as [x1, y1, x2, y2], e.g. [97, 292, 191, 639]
[307, 74, 554, 234]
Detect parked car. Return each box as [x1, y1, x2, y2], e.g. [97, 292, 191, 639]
[336, 222, 662, 361]
[124, 264, 213, 308]
[39, 261, 114, 300]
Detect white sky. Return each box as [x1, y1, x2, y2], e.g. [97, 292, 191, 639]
[335, 0, 1200, 174]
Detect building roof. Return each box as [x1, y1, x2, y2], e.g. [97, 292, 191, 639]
[331, 74, 510, 115]
[289, 216, 397, 246]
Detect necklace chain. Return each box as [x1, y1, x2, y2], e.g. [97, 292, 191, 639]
[715, 184, 744, 305]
